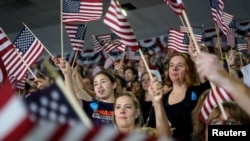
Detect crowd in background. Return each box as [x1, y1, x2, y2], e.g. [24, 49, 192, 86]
[19, 37, 250, 141]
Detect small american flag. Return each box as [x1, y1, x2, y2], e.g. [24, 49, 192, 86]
[104, 0, 139, 52]
[65, 23, 87, 52]
[24, 83, 80, 125]
[92, 35, 103, 53]
[167, 28, 189, 53]
[209, 0, 232, 36]
[226, 20, 236, 47]
[180, 26, 203, 42]
[165, 0, 185, 15]
[95, 34, 125, 53]
[12, 26, 44, 81]
[199, 86, 233, 123]
[236, 37, 248, 51]
[62, 0, 103, 23]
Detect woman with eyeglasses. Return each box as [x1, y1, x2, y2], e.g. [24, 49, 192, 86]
[204, 102, 250, 141]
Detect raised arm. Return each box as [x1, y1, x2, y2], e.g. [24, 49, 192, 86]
[195, 52, 250, 116]
[148, 77, 172, 139]
[73, 65, 94, 101]
[57, 57, 83, 106]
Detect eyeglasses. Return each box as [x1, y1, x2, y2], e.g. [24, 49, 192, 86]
[209, 120, 240, 125]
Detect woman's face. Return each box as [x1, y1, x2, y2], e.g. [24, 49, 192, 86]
[124, 69, 136, 82]
[141, 73, 150, 91]
[82, 78, 93, 90]
[94, 74, 115, 100]
[131, 82, 141, 95]
[168, 56, 186, 83]
[205, 109, 242, 141]
[114, 96, 139, 129]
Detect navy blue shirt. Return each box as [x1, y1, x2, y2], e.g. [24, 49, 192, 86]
[82, 99, 114, 126]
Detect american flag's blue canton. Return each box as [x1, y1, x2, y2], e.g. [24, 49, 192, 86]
[193, 28, 203, 35]
[183, 33, 189, 45]
[229, 20, 236, 28]
[237, 37, 247, 44]
[111, 33, 119, 40]
[24, 84, 79, 124]
[76, 25, 86, 39]
[210, 0, 219, 10]
[63, 0, 80, 13]
[14, 28, 34, 54]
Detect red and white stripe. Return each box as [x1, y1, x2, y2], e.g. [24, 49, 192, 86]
[63, 0, 103, 23]
[104, 0, 139, 51]
[165, 0, 185, 15]
[65, 24, 85, 52]
[199, 86, 233, 122]
[168, 29, 189, 53]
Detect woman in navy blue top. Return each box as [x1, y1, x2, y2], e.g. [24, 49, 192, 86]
[160, 53, 210, 141]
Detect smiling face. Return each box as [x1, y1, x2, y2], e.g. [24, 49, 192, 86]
[93, 73, 116, 101]
[168, 55, 186, 83]
[114, 95, 139, 130]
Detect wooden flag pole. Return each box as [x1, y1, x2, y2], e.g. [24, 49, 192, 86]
[43, 59, 93, 129]
[225, 53, 231, 75]
[71, 51, 78, 69]
[181, 10, 228, 121]
[60, 0, 64, 58]
[179, 16, 191, 40]
[214, 24, 223, 60]
[22, 23, 54, 58]
[13, 48, 37, 79]
[139, 49, 153, 80]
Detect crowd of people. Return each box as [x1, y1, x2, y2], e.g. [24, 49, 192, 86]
[20, 37, 250, 141]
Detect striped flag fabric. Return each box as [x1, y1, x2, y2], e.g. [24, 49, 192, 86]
[0, 54, 32, 140]
[0, 28, 18, 88]
[199, 86, 233, 123]
[180, 26, 203, 42]
[11, 26, 44, 81]
[95, 34, 126, 53]
[104, 0, 139, 52]
[65, 23, 87, 52]
[62, 0, 103, 23]
[209, 0, 232, 36]
[2, 119, 160, 141]
[24, 83, 80, 125]
[92, 35, 104, 53]
[165, 0, 185, 15]
[167, 29, 189, 53]
[222, 12, 233, 27]
[226, 20, 236, 47]
[236, 37, 248, 51]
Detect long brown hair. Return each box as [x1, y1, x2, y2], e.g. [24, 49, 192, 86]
[191, 89, 210, 141]
[165, 52, 200, 87]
